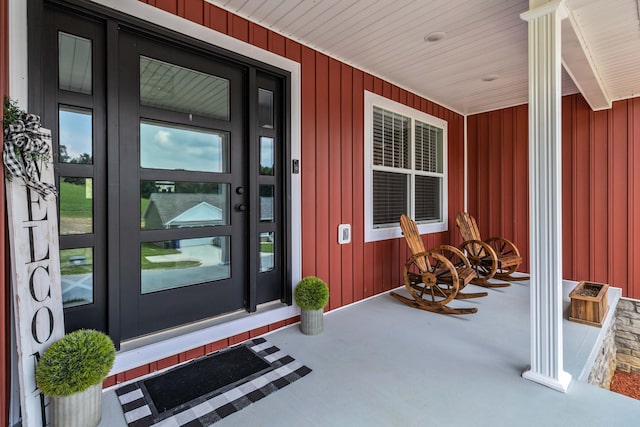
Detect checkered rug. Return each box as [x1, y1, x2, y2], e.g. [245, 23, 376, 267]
[116, 338, 312, 426]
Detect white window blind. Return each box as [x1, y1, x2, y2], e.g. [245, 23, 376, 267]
[365, 91, 448, 242]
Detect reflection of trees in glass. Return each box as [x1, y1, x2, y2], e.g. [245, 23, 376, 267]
[141, 181, 223, 199]
[260, 185, 273, 197]
[60, 145, 69, 162]
[260, 166, 273, 175]
[60, 144, 92, 164]
[175, 182, 221, 194]
[140, 181, 158, 199]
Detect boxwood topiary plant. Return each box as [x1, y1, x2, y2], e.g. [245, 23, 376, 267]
[294, 276, 329, 311]
[35, 329, 116, 397]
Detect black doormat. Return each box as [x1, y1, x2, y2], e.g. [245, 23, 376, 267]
[143, 344, 272, 414]
[116, 338, 312, 426]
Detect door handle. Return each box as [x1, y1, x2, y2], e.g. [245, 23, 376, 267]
[235, 203, 246, 212]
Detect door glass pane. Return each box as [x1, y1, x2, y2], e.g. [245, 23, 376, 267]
[58, 32, 92, 94]
[260, 185, 274, 222]
[60, 247, 93, 307]
[258, 88, 273, 128]
[260, 137, 274, 176]
[140, 121, 229, 173]
[59, 106, 92, 164]
[59, 177, 93, 235]
[140, 56, 229, 120]
[259, 232, 274, 273]
[141, 181, 229, 230]
[141, 237, 230, 294]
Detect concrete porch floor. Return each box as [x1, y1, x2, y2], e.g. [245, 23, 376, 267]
[100, 279, 640, 426]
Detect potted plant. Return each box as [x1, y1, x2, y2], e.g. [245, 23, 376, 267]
[569, 281, 609, 327]
[35, 329, 116, 427]
[294, 276, 329, 335]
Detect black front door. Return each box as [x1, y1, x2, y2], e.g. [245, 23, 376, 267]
[41, 3, 289, 343]
[118, 32, 250, 339]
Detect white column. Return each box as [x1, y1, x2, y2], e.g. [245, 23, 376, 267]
[520, 0, 572, 393]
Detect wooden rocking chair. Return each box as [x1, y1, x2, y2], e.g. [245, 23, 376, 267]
[389, 215, 484, 315]
[455, 212, 528, 287]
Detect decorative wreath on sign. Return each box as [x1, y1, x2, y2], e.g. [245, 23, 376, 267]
[3, 97, 57, 197]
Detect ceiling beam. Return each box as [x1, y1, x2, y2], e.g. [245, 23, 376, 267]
[561, 7, 611, 110]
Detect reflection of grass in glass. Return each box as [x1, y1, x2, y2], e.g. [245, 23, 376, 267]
[60, 180, 92, 218]
[260, 242, 274, 253]
[60, 248, 93, 275]
[62, 265, 93, 275]
[64, 298, 90, 308]
[141, 243, 201, 270]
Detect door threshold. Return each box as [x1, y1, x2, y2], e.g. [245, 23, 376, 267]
[120, 301, 288, 352]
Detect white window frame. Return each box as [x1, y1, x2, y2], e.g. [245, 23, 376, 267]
[364, 91, 448, 242]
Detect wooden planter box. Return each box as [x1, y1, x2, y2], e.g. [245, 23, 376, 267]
[569, 281, 609, 327]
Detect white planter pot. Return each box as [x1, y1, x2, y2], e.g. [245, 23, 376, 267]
[300, 309, 324, 335]
[49, 382, 102, 427]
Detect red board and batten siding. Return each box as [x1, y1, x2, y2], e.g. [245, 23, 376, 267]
[104, 0, 466, 385]
[468, 94, 640, 300]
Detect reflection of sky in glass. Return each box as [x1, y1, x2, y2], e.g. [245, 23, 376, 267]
[260, 137, 274, 173]
[59, 108, 92, 161]
[140, 122, 227, 173]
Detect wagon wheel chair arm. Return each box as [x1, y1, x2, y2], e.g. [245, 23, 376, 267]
[484, 236, 520, 257]
[484, 236, 528, 280]
[433, 244, 488, 299]
[458, 239, 506, 287]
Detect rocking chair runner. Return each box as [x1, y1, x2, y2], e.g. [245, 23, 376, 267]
[455, 212, 528, 287]
[389, 215, 485, 315]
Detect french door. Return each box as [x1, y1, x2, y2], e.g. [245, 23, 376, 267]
[40, 3, 289, 343]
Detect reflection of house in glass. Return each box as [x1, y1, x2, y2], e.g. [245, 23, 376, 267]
[260, 196, 273, 222]
[154, 181, 176, 193]
[142, 193, 227, 229]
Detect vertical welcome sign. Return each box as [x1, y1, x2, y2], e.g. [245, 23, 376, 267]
[5, 127, 65, 427]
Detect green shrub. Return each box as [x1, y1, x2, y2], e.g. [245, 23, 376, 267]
[35, 329, 116, 396]
[294, 276, 329, 310]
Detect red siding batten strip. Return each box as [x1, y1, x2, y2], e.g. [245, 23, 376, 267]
[183, 0, 204, 25]
[300, 46, 317, 277]
[154, 0, 178, 14]
[351, 69, 365, 302]
[629, 100, 637, 299]
[561, 96, 573, 278]
[611, 101, 629, 295]
[328, 57, 342, 309]
[340, 64, 354, 306]
[314, 53, 331, 299]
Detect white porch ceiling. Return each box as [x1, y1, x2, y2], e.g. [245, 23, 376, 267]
[206, 0, 640, 115]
